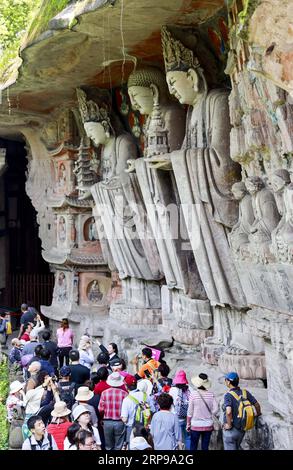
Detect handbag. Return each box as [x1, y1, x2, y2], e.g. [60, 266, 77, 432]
[196, 390, 221, 431]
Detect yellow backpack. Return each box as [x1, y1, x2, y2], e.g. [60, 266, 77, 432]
[228, 389, 255, 431]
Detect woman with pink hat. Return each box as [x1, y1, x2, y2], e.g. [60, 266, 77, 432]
[169, 369, 191, 450]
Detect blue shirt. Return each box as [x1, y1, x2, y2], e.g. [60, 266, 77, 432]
[223, 387, 257, 427]
[39, 360, 55, 377]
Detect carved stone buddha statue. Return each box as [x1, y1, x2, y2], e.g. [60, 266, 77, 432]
[245, 176, 280, 248]
[77, 88, 163, 311]
[127, 67, 207, 299]
[270, 169, 291, 262]
[272, 182, 293, 263]
[161, 26, 246, 308]
[229, 181, 255, 257]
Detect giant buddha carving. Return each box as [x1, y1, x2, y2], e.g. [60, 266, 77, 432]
[161, 27, 246, 308]
[77, 88, 163, 313]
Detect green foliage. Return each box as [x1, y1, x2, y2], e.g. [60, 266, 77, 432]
[0, 0, 41, 78]
[26, 0, 71, 44]
[0, 356, 9, 450]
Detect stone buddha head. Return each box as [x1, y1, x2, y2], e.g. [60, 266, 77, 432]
[231, 181, 248, 201]
[76, 88, 112, 146]
[127, 66, 169, 115]
[271, 169, 290, 193]
[161, 26, 206, 106]
[245, 176, 265, 195]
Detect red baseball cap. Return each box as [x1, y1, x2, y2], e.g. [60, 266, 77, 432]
[124, 375, 137, 387]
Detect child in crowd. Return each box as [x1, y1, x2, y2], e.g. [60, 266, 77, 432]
[6, 381, 25, 422]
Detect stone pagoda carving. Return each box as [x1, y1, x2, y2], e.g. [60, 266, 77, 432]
[40, 124, 110, 333]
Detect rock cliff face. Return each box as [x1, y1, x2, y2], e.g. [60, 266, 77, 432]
[0, 0, 293, 449]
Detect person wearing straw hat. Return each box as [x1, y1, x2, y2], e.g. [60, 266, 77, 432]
[47, 401, 72, 450]
[98, 372, 128, 450]
[187, 373, 218, 451]
[6, 380, 25, 423]
[72, 386, 97, 427]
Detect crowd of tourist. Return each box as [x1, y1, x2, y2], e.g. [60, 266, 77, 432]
[5, 303, 262, 451]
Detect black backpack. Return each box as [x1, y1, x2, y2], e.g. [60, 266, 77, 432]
[58, 382, 76, 409]
[29, 433, 53, 450]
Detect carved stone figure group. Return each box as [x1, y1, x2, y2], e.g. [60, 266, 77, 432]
[229, 169, 293, 264]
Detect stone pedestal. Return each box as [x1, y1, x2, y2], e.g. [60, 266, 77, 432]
[218, 353, 266, 379]
[109, 303, 162, 327]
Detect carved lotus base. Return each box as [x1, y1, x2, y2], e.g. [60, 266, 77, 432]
[201, 342, 226, 365]
[109, 304, 162, 326]
[218, 353, 266, 379]
[172, 326, 213, 346]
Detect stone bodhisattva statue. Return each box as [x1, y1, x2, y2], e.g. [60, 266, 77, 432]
[161, 27, 246, 308]
[229, 181, 255, 257]
[127, 67, 206, 299]
[76, 88, 163, 309]
[270, 169, 291, 262]
[245, 176, 280, 262]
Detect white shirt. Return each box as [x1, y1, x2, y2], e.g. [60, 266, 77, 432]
[121, 390, 149, 427]
[22, 432, 58, 450]
[78, 349, 95, 370]
[63, 437, 77, 450]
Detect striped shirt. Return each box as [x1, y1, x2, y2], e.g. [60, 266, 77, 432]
[98, 387, 128, 420]
[187, 390, 218, 430]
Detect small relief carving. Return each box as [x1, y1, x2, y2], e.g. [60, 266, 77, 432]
[245, 176, 280, 263]
[58, 163, 66, 188]
[58, 216, 66, 243]
[87, 280, 103, 304]
[271, 170, 293, 263]
[84, 217, 98, 241]
[55, 272, 67, 302]
[72, 274, 79, 304]
[229, 181, 254, 259]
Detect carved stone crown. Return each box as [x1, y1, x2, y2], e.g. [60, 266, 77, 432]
[161, 26, 200, 73]
[76, 88, 110, 126]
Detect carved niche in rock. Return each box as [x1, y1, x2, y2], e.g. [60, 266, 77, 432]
[161, 26, 246, 308]
[84, 217, 99, 242]
[57, 216, 67, 246]
[87, 280, 103, 304]
[53, 271, 68, 303]
[245, 176, 280, 263]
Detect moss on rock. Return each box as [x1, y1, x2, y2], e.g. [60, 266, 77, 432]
[25, 0, 71, 44]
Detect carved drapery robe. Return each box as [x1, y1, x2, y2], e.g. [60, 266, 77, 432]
[171, 90, 246, 307]
[135, 105, 206, 298]
[91, 133, 163, 281]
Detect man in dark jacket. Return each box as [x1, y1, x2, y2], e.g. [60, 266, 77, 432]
[68, 350, 90, 390]
[42, 330, 58, 374]
[96, 340, 120, 368]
